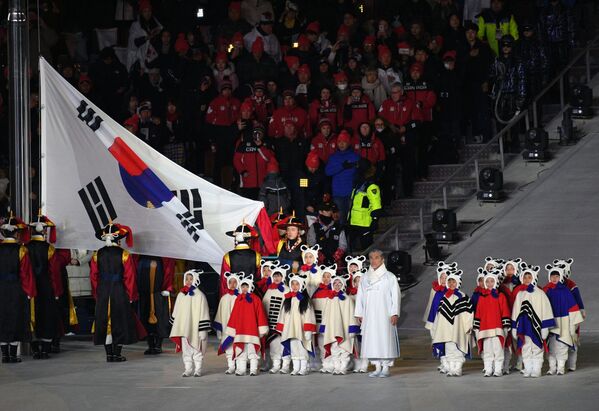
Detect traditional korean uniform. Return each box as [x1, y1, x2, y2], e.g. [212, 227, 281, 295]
[300, 244, 323, 296]
[276, 273, 317, 376]
[261, 264, 289, 373]
[511, 264, 555, 378]
[542, 264, 584, 375]
[169, 270, 211, 377]
[311, 263, 336, 372]
[214, 271, 241, 374]
[348, 268, 368, 372]
[431, 271, 474, 377]
[220, 224, 261, 296]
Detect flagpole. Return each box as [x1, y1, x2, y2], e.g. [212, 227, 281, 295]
[7, 0, 31, 221]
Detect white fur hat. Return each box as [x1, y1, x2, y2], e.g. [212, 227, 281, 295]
[552, 258, 574, 279]
[260, 259, 280, 278]
[288, 272, 308, 292]
[476, 267, 486, 282]
[484, 256, 504, 271]
[331, 273, 351, 292]
[223, 271, 242, 290]
[270, 264, 290, 282]
[519, 263, 540, 286]
[437, 261, 458, 283]
[545, 264, 565, 283]
[483, 271, 500, 290]
[345, 255, 366, 272]
[184, 269, 204, 288]
[301, 244, 320, 263]
[446, 270, 464, 290]
[238, 272, 255, 293]
[502, 258, 521, 278]
[319, 263, 338, 278]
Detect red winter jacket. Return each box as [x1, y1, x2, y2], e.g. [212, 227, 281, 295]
[403, 81, 436, 122]
[268, 105, 310, 138]
[310, 132, 338, 164]
[342, 95, 376, 133]
[308, 98, 342, 130]
[206, 95, 241, 126]
[233, 141, 276, 188]
[351, 133, 386, 165]
[378, 96, 415, 127]
[243, 96, 274, 124]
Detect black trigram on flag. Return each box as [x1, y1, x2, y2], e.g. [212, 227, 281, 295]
[172, 188, 204, 242]
[78, 177, 117, 232]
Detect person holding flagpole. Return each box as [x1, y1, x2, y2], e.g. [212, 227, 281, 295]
[354, 249, 401, 378]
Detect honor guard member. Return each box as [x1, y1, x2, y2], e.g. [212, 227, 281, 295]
[220, 223, 261, 296]
[135, 255, 175, 355]
[0, 214, 35, 363]
[276, 212, 305, 272]
[90, 222, 142, 362]
[27, 214, 64, 359]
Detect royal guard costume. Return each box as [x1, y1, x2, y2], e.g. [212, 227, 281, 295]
[311, 263, 336, 371]
[542, 264, 584, 375]
[300, 244, 322, 296]
[269, 208, 290, 254]
[90, 222, 144, 362]
[553, 258, 584, 371]
[214, 271, 241, 374]
[276, 273, 316, 376]
[134, 254, 174, 355]
[169, 269, 211, 377]
[511, 263, 555, 378]
[319, 273, 358, 375]
[431, 270, 473, 377]
[26, 214, 64, 359]
[0, 215, 35, 363]
[348, 268, 368, 373]
[52, 247, 78, 353]
[223, 273, 268, 376]
[261, 264, 289, 373]
[276, 212, 305, 270]
[473, 271, 511, 377]
[220, 223, 261, 297]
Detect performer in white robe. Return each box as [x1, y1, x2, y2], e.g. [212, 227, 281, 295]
[354, 249, 401, 378]
[213, 272, 241, 374]
[262, 265, 289, 373]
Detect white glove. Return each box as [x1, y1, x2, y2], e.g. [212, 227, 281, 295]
[161, 290, 170, 297]
[541, 328, 549, 340]
[199, 331, 208, 340]
[304, 331, 312, 341]
[27, 296, 31, 300]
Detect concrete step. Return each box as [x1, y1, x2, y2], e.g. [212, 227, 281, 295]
[458, 143, 500, 160]
[378, 214, 429, 233]
[412, 178, 477, 198]
[427, 160, 502, 181]
[386, 196, 471, 216]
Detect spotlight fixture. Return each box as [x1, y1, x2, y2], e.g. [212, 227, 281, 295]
[522, 127, 549, 161]
[477, 167, 505, 202]
[431, 208, 458, 242]
[569, 84, 593, 119]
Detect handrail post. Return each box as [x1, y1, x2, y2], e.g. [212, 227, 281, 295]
[532, 101, 538, 127]
[559, 76, 565, 109]
[586, 48, 591, 86]
[394, 226, 399, 251]
[525, 110, 530, 130]
[474, 159, 480, 190]
[419, 206, 424, 240]
[442, 186, 448, 209]
[499, 134, 505, 171]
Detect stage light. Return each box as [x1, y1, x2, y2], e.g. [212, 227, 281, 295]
[387, 250, 416, 288]
[569, 84, 593, 119]
[431, 208, 458, 242]
[523, 127, 549, 161]
[477, 167, 505, 202]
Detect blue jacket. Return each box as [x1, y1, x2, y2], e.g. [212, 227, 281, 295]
[325, 149, 360, 197]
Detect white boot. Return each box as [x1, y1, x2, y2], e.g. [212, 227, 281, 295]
[298, 360, 309, 376]
[483, 360, 493, 377]
[320, 357, 334, 373]
[522, 359, 531, 377]
[193, 359, 203, 377]
[493, 360, 503, 377]
[353, 358, 367, 373]
[439, 357, 449, 374]
[338, 358, 350, 375]
[503, 350, 512, 375]
[368, 361, 382, 377]
[446, 362, 455, 377]
[567, 349, 577, 371]
[516, 355, 524, 373]
[235, 359, 247, 376]
[547, 357, 557, 375]
[530, 359, 542, 378]
[290, 359, 301, 376]
[225, 357, 236, 375]
[450, 361, 462, 377]
[249, 359, 259, 376]
[182, 360, 194, 377]
[269, 358, 281, 374]
[556, 360, 566, 375]
[280, 358, 291, 374]
[378, 365, 390, 378]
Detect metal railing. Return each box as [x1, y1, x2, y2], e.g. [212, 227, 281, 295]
[368, 33, 599, 253]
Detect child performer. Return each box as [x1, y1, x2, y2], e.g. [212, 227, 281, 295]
[262, 264, 290, 373]
[349, 268, 368, 373]
[214, 272, 241, 374]
[300, 244, 322, 296]
[312, 263, 336, 372]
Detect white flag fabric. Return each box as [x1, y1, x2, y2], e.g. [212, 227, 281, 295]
[40, 58, 265, 264]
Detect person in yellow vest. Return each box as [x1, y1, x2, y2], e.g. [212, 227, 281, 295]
[348, 165, 382, 252]
[477, 0, 519, 55]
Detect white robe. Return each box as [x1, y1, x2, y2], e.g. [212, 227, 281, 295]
[354, 264, 401, 359]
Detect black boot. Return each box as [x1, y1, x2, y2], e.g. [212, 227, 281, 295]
[31, 341, 42, 359]
[51, 338, 61, 353]
[144, 335, 154, 355]
[9, 344, 21, 363]
[1, 345, 8, 363]
[112, 344, 126, 362]
[41, 341, 52, 359]
[154, 337, 163, 354]
[104, 344, 114, 362]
